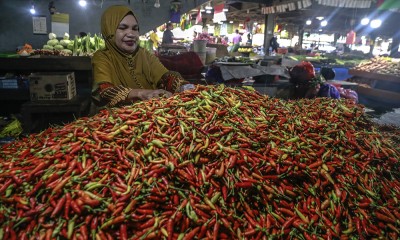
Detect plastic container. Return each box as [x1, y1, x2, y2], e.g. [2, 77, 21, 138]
[193, 40, 207, 52]
[206, 47, 217, 64]
[196, 52, 206, 65]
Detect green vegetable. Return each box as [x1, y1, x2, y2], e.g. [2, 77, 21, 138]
[42, 45, 54, 50]
[63, 32, 70, 40]
[67, 42, 74, 51]
[48, 32, 57, 40]
[47, 39, 59, 46]
[54, 45, 64, 51]
[60, 39, 71, 47]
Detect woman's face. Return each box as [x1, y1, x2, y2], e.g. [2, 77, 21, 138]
[115, 14, 139, 54]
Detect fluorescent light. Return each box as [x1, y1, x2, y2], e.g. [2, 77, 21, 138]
[316, 16, 324, 20]
[361, 17, 370, 25]
[30, 5, 36, 14]
[79, 0, 87, 7]
[370, 19, 382, 28]
[306, 19, 312, 25]
[320, 20, 328, 27]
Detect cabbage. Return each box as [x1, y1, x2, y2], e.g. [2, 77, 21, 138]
[48, 33, 57, 40]
[54, 45, 64, 50]
[47, 39, 59, 46]
[60, 39, 71, 47]
[63, 32, 70, 40]
[43, 45, 54, 50]
[67, 42, 74, 50]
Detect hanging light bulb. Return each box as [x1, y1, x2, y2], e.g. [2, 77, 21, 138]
[154, 0, 160, 8]
[79, 0, 87, 7]
[370, 19, 381, 28]
[30, 5, 36, 14]
[361, 17, 370, 25]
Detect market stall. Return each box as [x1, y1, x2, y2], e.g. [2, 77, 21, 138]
[348, 57, 400, 108]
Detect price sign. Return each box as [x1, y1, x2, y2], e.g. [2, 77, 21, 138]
[33, 16, 47, 34]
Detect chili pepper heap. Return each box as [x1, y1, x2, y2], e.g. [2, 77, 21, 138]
[0, 85, 399, 239]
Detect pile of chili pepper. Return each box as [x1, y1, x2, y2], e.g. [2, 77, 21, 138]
[0, 85, 399, 240]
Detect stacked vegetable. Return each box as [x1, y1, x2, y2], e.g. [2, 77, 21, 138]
[0, 85, 399, 239]
[42, 33, 73, 56]
[34, 32, 105, 57]
[353, 57, 400, 77]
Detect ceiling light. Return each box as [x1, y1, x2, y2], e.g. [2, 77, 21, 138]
[229, 21, 233, 23]
[79, 0, 87, 7]
[223, 8, 228, 12]
[361, 17, 369, 25]
[316, 16, 324, 20]
[206, 10, 211, 14]
[306, 19, 312, 25]
[320, 20, 328, 27]
[154, 0, 160, 8]
[30, 5, 36, 14]
[319, 29, 322, 32]
[370, 19, 382, 28]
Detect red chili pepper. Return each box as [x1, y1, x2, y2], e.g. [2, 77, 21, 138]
[70, 200, 82, 214]
[0, 179, 12, 194]
[183, 226, 200, 240]
[375, 211, 396, 224]
[50, 195, 66, 218]
[212, 219, 220, 240]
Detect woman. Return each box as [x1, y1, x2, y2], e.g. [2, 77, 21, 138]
[92, 5, 189, 107]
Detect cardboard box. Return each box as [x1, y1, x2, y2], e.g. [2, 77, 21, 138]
[29, 72, 76, 101]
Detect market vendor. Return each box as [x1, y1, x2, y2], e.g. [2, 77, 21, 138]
[92, 5, 192, 107]
[161, 22, 184, 45]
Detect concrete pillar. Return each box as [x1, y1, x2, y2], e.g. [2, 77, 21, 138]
[390, 35, 400, 57]
[263, 13, 275, 55]
[298, 26, 304, 48]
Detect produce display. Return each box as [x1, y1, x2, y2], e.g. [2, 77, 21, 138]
[17, 44, 33, 56]
[352, 57, 400, 77]
[238, 47, 253, 53]
[0, 85, 399, 239]
[30, 32, 105, 57]
[288, 55, 365, 68]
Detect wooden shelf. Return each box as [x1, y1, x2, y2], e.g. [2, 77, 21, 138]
[0, 56, 92, 72]
[349, 69, 400, 84]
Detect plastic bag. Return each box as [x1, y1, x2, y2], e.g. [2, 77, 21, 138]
[337, 87, 358, 103]
[318, 84, 340, 99]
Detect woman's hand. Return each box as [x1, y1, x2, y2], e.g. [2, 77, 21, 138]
[128, 89, 172, 100]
